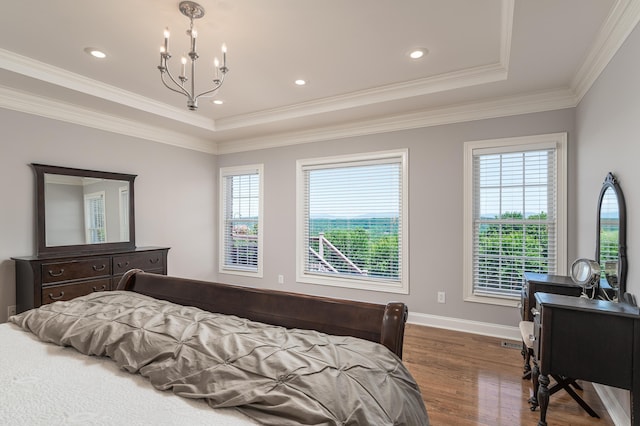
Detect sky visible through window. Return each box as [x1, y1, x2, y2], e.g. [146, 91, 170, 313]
[308, 163, 400, 219]
[478, 151, 549, 219]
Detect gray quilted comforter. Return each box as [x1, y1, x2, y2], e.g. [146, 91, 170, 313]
[10, 291, 429, 425]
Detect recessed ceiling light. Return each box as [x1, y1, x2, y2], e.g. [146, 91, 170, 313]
[409, 48, 428, 60]
[84, 47, 107, 59]
[213, 99, 224, 105]
[294, 79, 307, 86]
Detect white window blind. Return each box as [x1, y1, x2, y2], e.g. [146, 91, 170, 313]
[84, 192, 106, 244]
[119, 186, 129, 241]
[472, 148, 557, 298]
[220, 165, 263, 276]
[297, 150, 408, 294]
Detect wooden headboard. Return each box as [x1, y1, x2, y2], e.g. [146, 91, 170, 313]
[116, 270, 408, 358]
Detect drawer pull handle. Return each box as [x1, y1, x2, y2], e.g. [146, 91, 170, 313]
[48, 269, 65, 277]
[117, 261, 130, 268]
[531, 308, 540, 317]
[92, 285, 107, 292]
[92, 264, 106, 272]
[149, 258, 160, 264]
[48, 291, 65, 301]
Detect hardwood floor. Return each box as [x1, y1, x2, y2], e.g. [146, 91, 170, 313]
[402, 324, 616, 426]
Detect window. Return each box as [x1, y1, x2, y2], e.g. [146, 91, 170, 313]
[84, 191, 106, 244]
[296, 150, 408, 294]
[119, 186, 129, 242]
[219, 165, 263, 277]
[463, 133, 567, 306]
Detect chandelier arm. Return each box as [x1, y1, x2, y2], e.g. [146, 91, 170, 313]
[193, 79, 224, 102]
[161, 68, 194, 100]
[160, 73, 189, 96]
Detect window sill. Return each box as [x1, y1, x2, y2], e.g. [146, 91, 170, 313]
[463, 293, 520, 308]
[297, 273, 409, 295]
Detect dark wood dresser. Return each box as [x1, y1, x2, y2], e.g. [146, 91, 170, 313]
[521, 272, 583, 321]
[12, 247, 169, 313]
[533, 292, 640, 425]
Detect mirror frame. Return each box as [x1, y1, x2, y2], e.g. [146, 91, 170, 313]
[595, 172, 627, 296]
[33, 163, 136, 256]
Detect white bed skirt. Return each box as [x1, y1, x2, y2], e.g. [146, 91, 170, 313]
[0, 322, 258, 425]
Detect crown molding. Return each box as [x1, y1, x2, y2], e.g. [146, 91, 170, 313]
[500, 0, 514, 70]
[572, 0, 640, 102]
[0, 48, 216, 131]
[216, 88, 577, 154]
[0, 85, 216, 154]
[217, 63, 509, 131]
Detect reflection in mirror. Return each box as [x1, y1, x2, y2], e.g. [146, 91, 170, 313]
[33, 164, 136, 255]
[595, 172, 626, 299]
[44, 174, 130, 246]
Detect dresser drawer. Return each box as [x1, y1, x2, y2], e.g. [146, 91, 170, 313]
[41, 257, 111, 284]
[41, 278, 111, 304]
[113, 251, 165, 274]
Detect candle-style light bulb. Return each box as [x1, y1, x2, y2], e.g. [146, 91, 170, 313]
[214, 57, 220, 80]
[181, 56, 187, 77]
[191, 28, 197, 52]
[221, 43, 227, 68]
[163, 28, 170, 53]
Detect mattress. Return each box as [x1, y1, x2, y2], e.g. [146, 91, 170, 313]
[0, 322, 258, 425]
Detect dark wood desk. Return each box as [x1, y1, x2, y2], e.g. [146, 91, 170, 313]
[522, 272, 583, 321]
[533, 292, 640, 426]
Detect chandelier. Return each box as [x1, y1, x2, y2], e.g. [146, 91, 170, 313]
[158, 1, 229, 111]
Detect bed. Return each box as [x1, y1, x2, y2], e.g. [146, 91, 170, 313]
[3, 269, 429, 425]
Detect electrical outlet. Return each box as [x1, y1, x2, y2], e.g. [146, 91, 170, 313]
[437, 292, 446, 304]
[7, 305, 16, 318]
[277, 274, 284, 284]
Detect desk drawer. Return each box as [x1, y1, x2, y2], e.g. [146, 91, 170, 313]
[42, 278, 111, 304]
[113, 251, 165, 274]
[41, 258, 111, 284]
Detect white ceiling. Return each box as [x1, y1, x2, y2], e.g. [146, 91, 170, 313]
[0, 0, 638, 154]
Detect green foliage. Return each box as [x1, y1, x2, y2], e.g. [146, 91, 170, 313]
[477, 212, 549, 292]
[311, 226, 399, 279]
[600, 229, 619, 262]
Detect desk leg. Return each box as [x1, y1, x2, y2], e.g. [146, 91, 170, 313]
[537, 374, 550, 426]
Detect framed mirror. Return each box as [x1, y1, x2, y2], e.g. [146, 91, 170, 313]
[33, 164, 136, 255]
[595, 172, 627, 298]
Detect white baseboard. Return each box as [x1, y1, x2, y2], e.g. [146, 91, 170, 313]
[407, 311, 521, 341]
[407, 312, 629, 424]
[593, 384, 629, 426]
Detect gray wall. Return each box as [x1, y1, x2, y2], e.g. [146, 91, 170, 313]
[0, 109, 217, 323]
[216, 109, 576, 327]
[575, 21, 640, 420]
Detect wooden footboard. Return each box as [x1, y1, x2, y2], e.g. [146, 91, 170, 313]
[116, 270, 408, 358]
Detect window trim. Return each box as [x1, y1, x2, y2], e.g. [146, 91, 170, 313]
[463, 133, 567, 306]
[218, 164, 264, 278]
[296, 149, 409, 294]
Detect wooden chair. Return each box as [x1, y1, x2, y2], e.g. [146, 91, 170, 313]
[519, 320, 539, 410]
